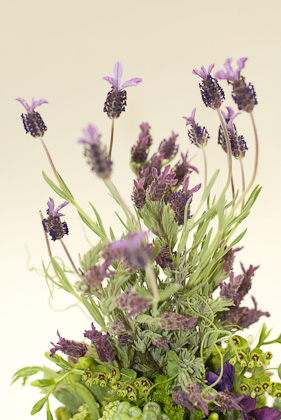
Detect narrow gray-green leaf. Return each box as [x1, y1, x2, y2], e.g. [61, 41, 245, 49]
[42, 171, 71, 201]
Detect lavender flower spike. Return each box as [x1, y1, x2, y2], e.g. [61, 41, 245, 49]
[183, 108, 210, 148]
[15, 97, 48, 137]
[192, 64, 225, 109]
[50, 330, 87, 358]
[149, 164, 178, 201]
[215, 57, 248, 82]
[103, 62, 142, 119]
[42, 198, 69, 241]
[78, 124, 112, 179]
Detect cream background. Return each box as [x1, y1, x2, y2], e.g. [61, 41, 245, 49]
[2, 0, 281, 418]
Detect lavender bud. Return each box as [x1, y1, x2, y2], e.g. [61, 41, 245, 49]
[21, 111, 47, 137]
[103, 87, 127, 119]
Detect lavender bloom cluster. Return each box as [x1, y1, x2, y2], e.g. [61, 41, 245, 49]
[15, 59, 281, 420]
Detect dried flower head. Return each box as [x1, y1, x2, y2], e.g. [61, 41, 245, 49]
[103, 62, 142, 119]
[50, 330, 87, 358]
[42, 198, 69, 241]
[192, 64, 225, 109]
[16, 97, 48, 137]
[116, 290, 150, 317]
[78, 124, 112, 179]
[84, 323, 115, 362]
[215, 58, 258, 112]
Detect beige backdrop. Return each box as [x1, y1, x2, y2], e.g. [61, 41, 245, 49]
[2, 0, 281, 418]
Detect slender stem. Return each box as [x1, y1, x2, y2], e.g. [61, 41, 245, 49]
[217, 109, 232, 192]
[201, 146, 207, 190]
[40, 137, 64, 189]
[231, 176, 235, 203]
[60, 239, 81, 277]
[146, 351, 163, 374]
[239, 159, 246, 208]
[109, 119, 115, 160]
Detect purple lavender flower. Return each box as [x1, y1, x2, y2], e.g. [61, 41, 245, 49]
[108, 321, 126, 335]
[83, 260, 115, 291]
[183, 109, 210, 148]
[158, 131, 179, 159]
[152, 336, 170, 351]
[192, 64, 225, 109]
[234, 263, 259, 306]
[155, 244, 177, 269]
[148, 164, 178, 201]
[131, 122, 152, 163]
[218, 107, 248, 159]
[173, 151, 199, 186]
[159, 312, 197, 331]
[78, 124, 112, 179]
[103, 62, 142, 119]
[173, 384, 211, 415]
[42, 198, 69, 241]
[84, 323, 115, 362]
[15, 97, 48, 137]
[215, 58, 257, 113]
[220, 271, 244, 301]
[116, 290, 150, 317]
[220, 245, 243, 276]
[169, 176, 201, 225]
[50, 330, 87, 358]
[132, 178, 146, 209]
[103, 231, 153, 270]
[222, 296, 270, 329]
[118, 334, 132, 347]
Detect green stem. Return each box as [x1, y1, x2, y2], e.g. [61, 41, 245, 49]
[109, 118, 115, 160]
[145, 264, 159, 316]
[217, 109, 232, 192]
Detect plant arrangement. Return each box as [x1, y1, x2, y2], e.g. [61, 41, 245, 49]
[13, 59, 281, 420]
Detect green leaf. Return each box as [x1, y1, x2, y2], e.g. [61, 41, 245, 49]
[109, 227, 115, 240]
[201, 170, 219, 202]
[58, 174, 74, 200]
[12, 366, 41, 384]
[257, 323, 272, 348]
[81, 297, 106, 328]
[167, 350, 180, 377]
[69, 382, 100, 420]
[42, 171, 71, 201]
[159, 283, 181, 301]
[79, 241, 104, 273]
[45, 352, 72, 371]
[77, 211, 104, 239]
[31, 378, 55, 387]
[89, 202, 107, 237]
[46, 408, 53, 420]
[31, 396, 47, 415]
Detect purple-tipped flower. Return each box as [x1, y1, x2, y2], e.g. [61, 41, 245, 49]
[220, 245, 243, 276]
[138, 154, 163, 189]
[103, 62, 142, 119]
[218, 107, 248, 159]
[155, 244, 177, 269]
[215, 58, 257, 113]
[131, 122, 152, 163]
[103, 231, 153, 270]
[220, 271, 244, 301]
[169, 176, 201, 225]
[84, 323, 115, 362]
[83, 260, 115, 291]
[50, 330, 87, 358]
[173, 151, 199, 186]
[42, 198, 69, 241]
[160, 312, 197, 331]
[132, 178, 146, 209]
[173, 384, 211, 415]
[222, 296, 270, 329]
[158, 131, 179, 159]
[78, 124, 112, 179]
[192, 64, 225, 109]
[16, 97, 48, 137]
[116, 290, 150, 317]
[183, 109, 210, 148]
[149, 164, 178, 201]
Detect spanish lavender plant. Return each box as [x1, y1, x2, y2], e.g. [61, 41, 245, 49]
[13, 60, 281, 420]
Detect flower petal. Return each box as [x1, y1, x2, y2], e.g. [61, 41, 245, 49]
[251, 407, 281, 420]
[121, 77, 142, 89]
[15, 97, 30, 112]
[103, 76, 119, 89]
[30, 98, 48, 112]
[113, 62, 123, 90]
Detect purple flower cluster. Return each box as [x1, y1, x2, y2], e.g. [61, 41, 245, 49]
[159, 312, 197, 331]
[131, 122, 153, 163]
[192, 64, 225, 109]
[42, 198, 69, 241]
[183, 108, 210, 148]
[155, 244, 177, 269]
[169, 176, 201, 225]
[173, 152, 199, 185]
[16, 97, 48, 138]
[83, 260, 115, 291]
[149, 165, 178, 201]
[158, 131, 179, 159]
[84, 323, 115, 362]
[218, 107, 248, 159]
[215, 58, 258, 113]
[78, 124, 112, 179]
[50, 330, 87, 359]
[103, 62, 142, 119]
[116, 290, 150, 318]
[173, 384, 211, 416]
